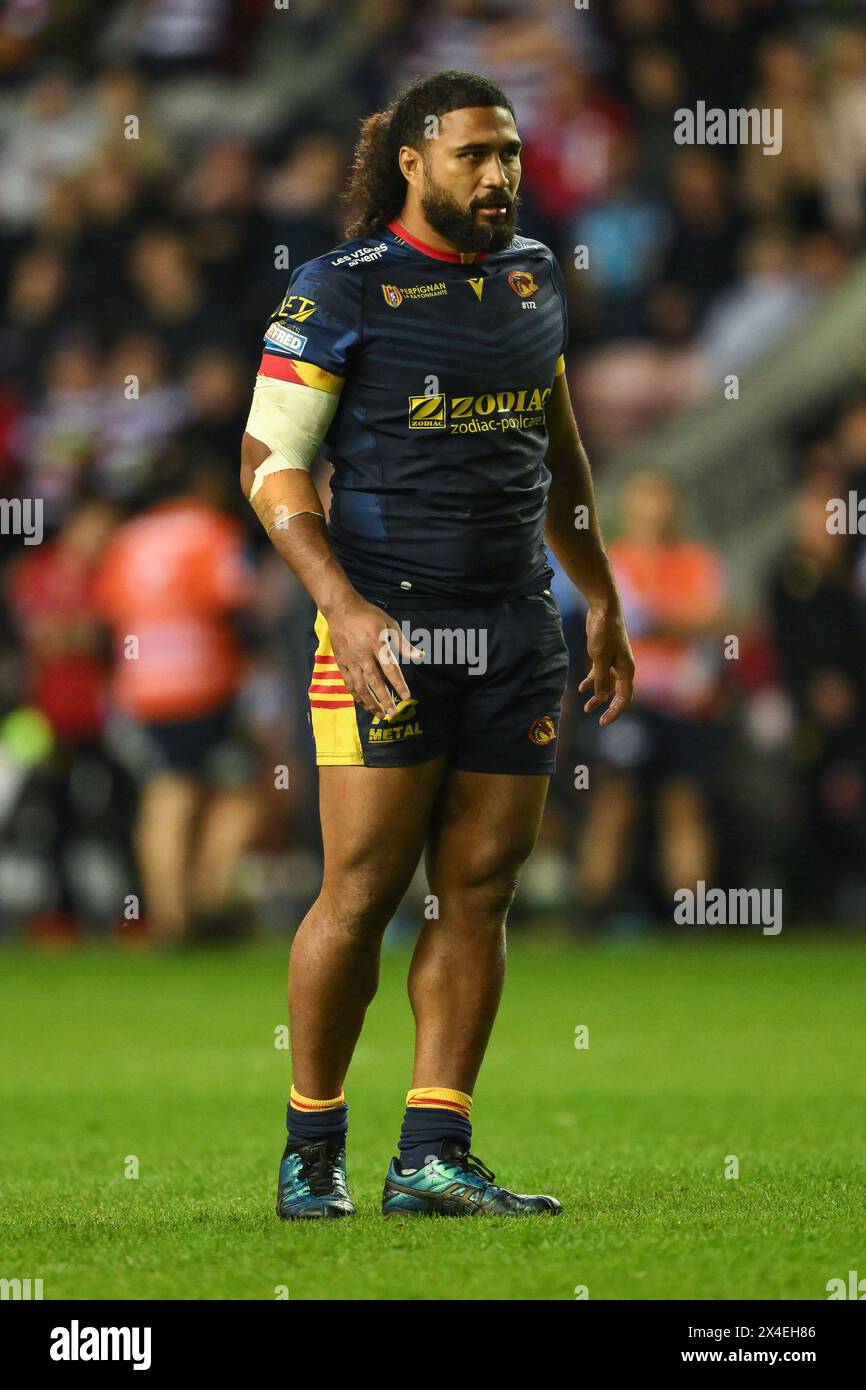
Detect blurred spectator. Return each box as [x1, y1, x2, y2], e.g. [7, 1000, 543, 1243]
[2, 496, 134, 935]
[823, 25, 866, 238]
[89, 64, 174, 181]
[573, 284, 707, 451]
[742, 34, 828, 232]
[699, 226, 815, 373]
[576, 473, 726, 925]
[97, 331, 191, 500]
[661, 150, 742, 326]
[126, 226, 233, 362]
[94, 452, 258, 941]
[260, 133, 348, 271]
[520, 56, 627, 225]
[7, 496, 116, 741]
[103, 0, 236, 77]
[769, 485, 866, 919]
[178, 347, 254, 496]
[567, 134, 671, 340]
[3, 244, 77, 384]
[625, 43, 686, 189]
[17, 336, 104, 522]
[0, 64, 100, 229]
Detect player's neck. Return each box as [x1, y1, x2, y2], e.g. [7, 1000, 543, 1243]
[389, 209, 491, 265]
[392, 204, 461, 256]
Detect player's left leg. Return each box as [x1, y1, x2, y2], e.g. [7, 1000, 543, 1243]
[382, 768, 562, 1216]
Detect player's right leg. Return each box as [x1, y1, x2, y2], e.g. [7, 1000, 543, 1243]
[276, 757, 445, 1220]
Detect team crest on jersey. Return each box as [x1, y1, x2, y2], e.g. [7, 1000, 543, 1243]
[508, 270, 539, 298]
[382, 284, 404, 308]
[528, 714, 556, 746]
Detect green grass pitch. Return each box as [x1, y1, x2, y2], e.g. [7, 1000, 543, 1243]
[1, 934, 864, 1300]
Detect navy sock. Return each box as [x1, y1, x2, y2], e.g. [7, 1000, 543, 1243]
[286, 1089, 348, 1146]
[398, 1105, 472, 1170]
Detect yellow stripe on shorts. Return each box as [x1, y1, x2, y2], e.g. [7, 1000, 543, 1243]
[308, 611, 363, 765]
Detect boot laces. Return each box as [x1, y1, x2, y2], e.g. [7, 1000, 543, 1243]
[459, 1150, 496, 1184]
[298, 1142, 339, 1196]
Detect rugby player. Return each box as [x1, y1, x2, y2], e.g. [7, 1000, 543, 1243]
[240, 71, 635, 1218]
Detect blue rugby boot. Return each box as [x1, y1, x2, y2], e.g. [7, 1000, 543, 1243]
[276, 1135, 355, 1220]
[382, 1140, 562, 1217]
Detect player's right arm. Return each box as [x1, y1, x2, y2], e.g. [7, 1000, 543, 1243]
[240, 432, 407, 718]
[240, 264, 418, 717]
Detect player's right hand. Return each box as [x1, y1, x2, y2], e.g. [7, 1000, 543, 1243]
[325, 596, 423, 717]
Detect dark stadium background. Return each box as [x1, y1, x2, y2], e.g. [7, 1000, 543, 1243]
[1, 0, 866, 941]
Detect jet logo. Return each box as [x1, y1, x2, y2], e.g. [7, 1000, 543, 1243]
[277, 293, 317, 323]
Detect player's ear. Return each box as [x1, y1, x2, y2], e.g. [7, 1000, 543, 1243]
[398, 145, 423, 188]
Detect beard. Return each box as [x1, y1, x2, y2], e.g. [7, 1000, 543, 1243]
[419, 172, 519, 253]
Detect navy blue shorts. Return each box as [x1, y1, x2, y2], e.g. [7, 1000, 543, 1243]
[306, 590, 570, 775]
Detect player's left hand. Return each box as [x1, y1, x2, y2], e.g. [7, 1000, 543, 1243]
[580, 601, 635, 726]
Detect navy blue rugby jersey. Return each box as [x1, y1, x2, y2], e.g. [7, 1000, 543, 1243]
[256, 219, 569, 604]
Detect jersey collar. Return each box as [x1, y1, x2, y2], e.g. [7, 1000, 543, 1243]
[387, 219, 490, 265]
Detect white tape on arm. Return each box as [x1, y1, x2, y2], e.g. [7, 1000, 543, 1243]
[246, 373, 340, 500]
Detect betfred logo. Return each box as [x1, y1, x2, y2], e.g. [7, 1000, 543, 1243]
[265, 321, 307, 355]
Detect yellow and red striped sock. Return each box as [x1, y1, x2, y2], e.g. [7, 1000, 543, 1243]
[406, 1087, 472, 1120]
[287, 1086, 348, 1144]
[398, 1087, 473, 1168]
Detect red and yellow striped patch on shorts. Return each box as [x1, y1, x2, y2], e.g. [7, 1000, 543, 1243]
[307, 611, 364, 765]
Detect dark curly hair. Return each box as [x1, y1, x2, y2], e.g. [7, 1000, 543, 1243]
[343, 70, 515, 239]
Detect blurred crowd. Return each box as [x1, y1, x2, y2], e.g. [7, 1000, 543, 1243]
[1, 0, 866, 940]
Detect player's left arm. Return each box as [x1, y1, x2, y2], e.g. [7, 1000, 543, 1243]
[544, 368, 635, 726]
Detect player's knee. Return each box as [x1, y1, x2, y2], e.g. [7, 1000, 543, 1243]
[446, 847, 528, 923]
[320, 868, 404, 938]
[472, 876, 520, 924]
